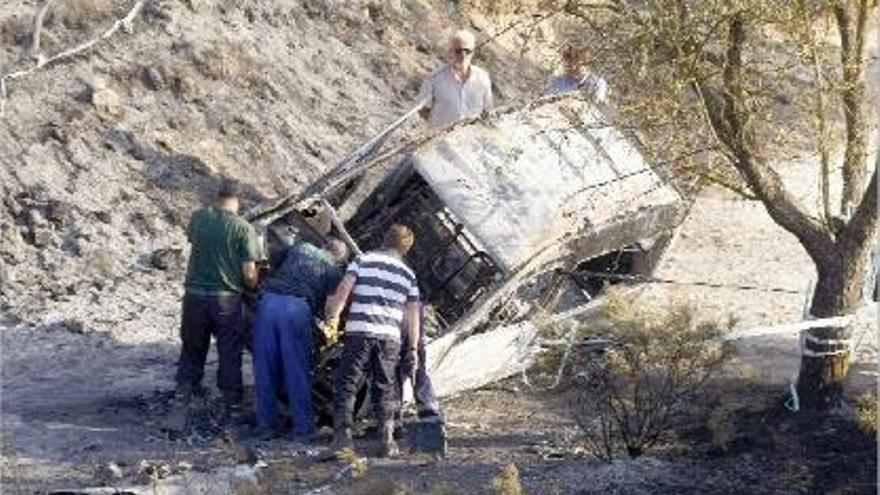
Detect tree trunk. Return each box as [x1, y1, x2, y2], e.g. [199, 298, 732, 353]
[795, 251, 870, 410]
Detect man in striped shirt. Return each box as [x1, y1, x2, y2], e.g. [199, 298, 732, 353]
[324, 224, 421, 458]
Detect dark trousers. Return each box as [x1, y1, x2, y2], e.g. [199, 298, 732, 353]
[252, 293, 315, 436]
[175, 292, 244, 405]
[399, 329, 442, 420]
[334, 335, 400, 427]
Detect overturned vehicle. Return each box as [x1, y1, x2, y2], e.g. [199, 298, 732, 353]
[248, 95, 687, 422]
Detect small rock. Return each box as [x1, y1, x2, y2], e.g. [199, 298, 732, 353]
[143, 66, 166, 91]
[31, 227, 55, 248]
[92, 88, 124, 118]
[95, 462, 125, 485]
[27, 208, 48, 228]
[150, 247, 182, 271]
[94, 210, 113, 224]
[45, 200, 73, 227]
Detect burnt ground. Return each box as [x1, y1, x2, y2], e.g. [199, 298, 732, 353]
[2, 319, 875, 495]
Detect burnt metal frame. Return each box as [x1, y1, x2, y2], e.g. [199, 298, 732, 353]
[348, 173, 501, 330]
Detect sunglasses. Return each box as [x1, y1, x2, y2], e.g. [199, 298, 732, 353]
[454, 47, 474, 55]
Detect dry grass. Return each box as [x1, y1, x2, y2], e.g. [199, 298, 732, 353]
[492, 463, 524, 495]
[854, 391, 878, 437]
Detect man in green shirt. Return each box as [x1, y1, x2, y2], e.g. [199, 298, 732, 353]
[174, 181, 262, 421]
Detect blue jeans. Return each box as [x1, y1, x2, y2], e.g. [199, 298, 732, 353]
[252, 293, 315, 436]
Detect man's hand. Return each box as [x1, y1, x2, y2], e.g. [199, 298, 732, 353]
[400, 348, 418, 380]
[320, 317, 340, 345]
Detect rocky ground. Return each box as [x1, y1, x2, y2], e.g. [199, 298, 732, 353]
[1, 1, 877, 494]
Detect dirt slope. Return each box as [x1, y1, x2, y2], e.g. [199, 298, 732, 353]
[0, 0, 548, 341]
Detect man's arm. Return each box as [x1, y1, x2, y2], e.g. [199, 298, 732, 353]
[405, 302, 420, 351]
[240, 223, 264, 291]
[482, 72, 494, 113]
[242, 261, 259, 290]
[416, 78, 432, 121]
[325, 274, 356, 323]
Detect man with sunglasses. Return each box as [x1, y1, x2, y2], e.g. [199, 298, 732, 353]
[417, 29, 493, 129]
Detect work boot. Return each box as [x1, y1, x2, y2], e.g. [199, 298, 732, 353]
[163, 384, 194, 433]
[378, 420, 400, 458]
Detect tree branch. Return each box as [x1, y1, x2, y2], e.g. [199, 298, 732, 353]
[1, 0, 147, 118]
[834, 1, 871, 214]
[840, 167, 878, 257]
[30, 0, 59, 61]
[797, 0, 835, 225]
[711, 14, 837, 265]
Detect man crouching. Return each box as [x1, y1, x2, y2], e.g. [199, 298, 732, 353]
[252, 238, 349, 441]
[324, 224, 421, 458]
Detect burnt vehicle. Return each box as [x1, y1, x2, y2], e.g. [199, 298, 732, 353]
[249, 95, 687, 420]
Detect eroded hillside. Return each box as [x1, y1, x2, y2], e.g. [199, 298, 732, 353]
[0, 0, 550, 340]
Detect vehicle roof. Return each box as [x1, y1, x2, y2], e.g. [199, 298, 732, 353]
[411, 97, 682, 271]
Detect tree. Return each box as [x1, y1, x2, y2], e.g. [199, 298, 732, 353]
[551, 0, 877, 409]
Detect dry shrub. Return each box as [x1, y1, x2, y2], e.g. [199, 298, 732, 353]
[854, 391, 878, 437]
[571, 296, 736, 461]
[491, 463, 524, 495]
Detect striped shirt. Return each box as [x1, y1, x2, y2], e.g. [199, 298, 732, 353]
[345, 251, 419, 341]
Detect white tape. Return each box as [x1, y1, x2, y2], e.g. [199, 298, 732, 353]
[724, 314, 852, 340]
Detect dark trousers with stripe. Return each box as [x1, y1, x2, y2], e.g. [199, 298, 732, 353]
[399, 328, 442, 421]
[252, 293, 315, 436]
[175, 292, 244, 405]
[334, 334, 400, 428]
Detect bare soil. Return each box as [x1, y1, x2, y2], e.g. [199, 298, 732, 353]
[1, 1, 877, 494]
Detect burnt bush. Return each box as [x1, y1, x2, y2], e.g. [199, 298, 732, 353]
[571, 296, 735, 461]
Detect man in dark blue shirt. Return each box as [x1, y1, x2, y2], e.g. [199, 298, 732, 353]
[252, 239, 348, 440]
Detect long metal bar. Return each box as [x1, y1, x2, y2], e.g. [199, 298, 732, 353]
[321, 199, 363, 257]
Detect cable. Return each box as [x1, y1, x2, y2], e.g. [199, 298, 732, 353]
[571, 270, 804, 295]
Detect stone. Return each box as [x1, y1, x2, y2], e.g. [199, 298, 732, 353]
[92, 88, 124, 118]
[94, 462, 124, 484]
[31, 227, 55, 248]
[27, 208, 48, 228]
[150, 247, 182, 271]
[143, 66, 166, 91]
[94, 210, 113, 224]
[45, 200, 73, 227]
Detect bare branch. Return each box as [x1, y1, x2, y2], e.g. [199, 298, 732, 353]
[30, 0, 59, 61]
[712, 13, 837, 265]
[840, 167, 878, 257]
[834, 0, 872, 214]
[0, 0, 147, 118]
[796, 0, 835, 225]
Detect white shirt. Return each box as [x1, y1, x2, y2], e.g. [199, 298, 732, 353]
[417, 64, 494, 129]
[546, 73, 609, 103]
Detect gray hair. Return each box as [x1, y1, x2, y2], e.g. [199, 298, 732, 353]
[450, 29, 476, 49]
